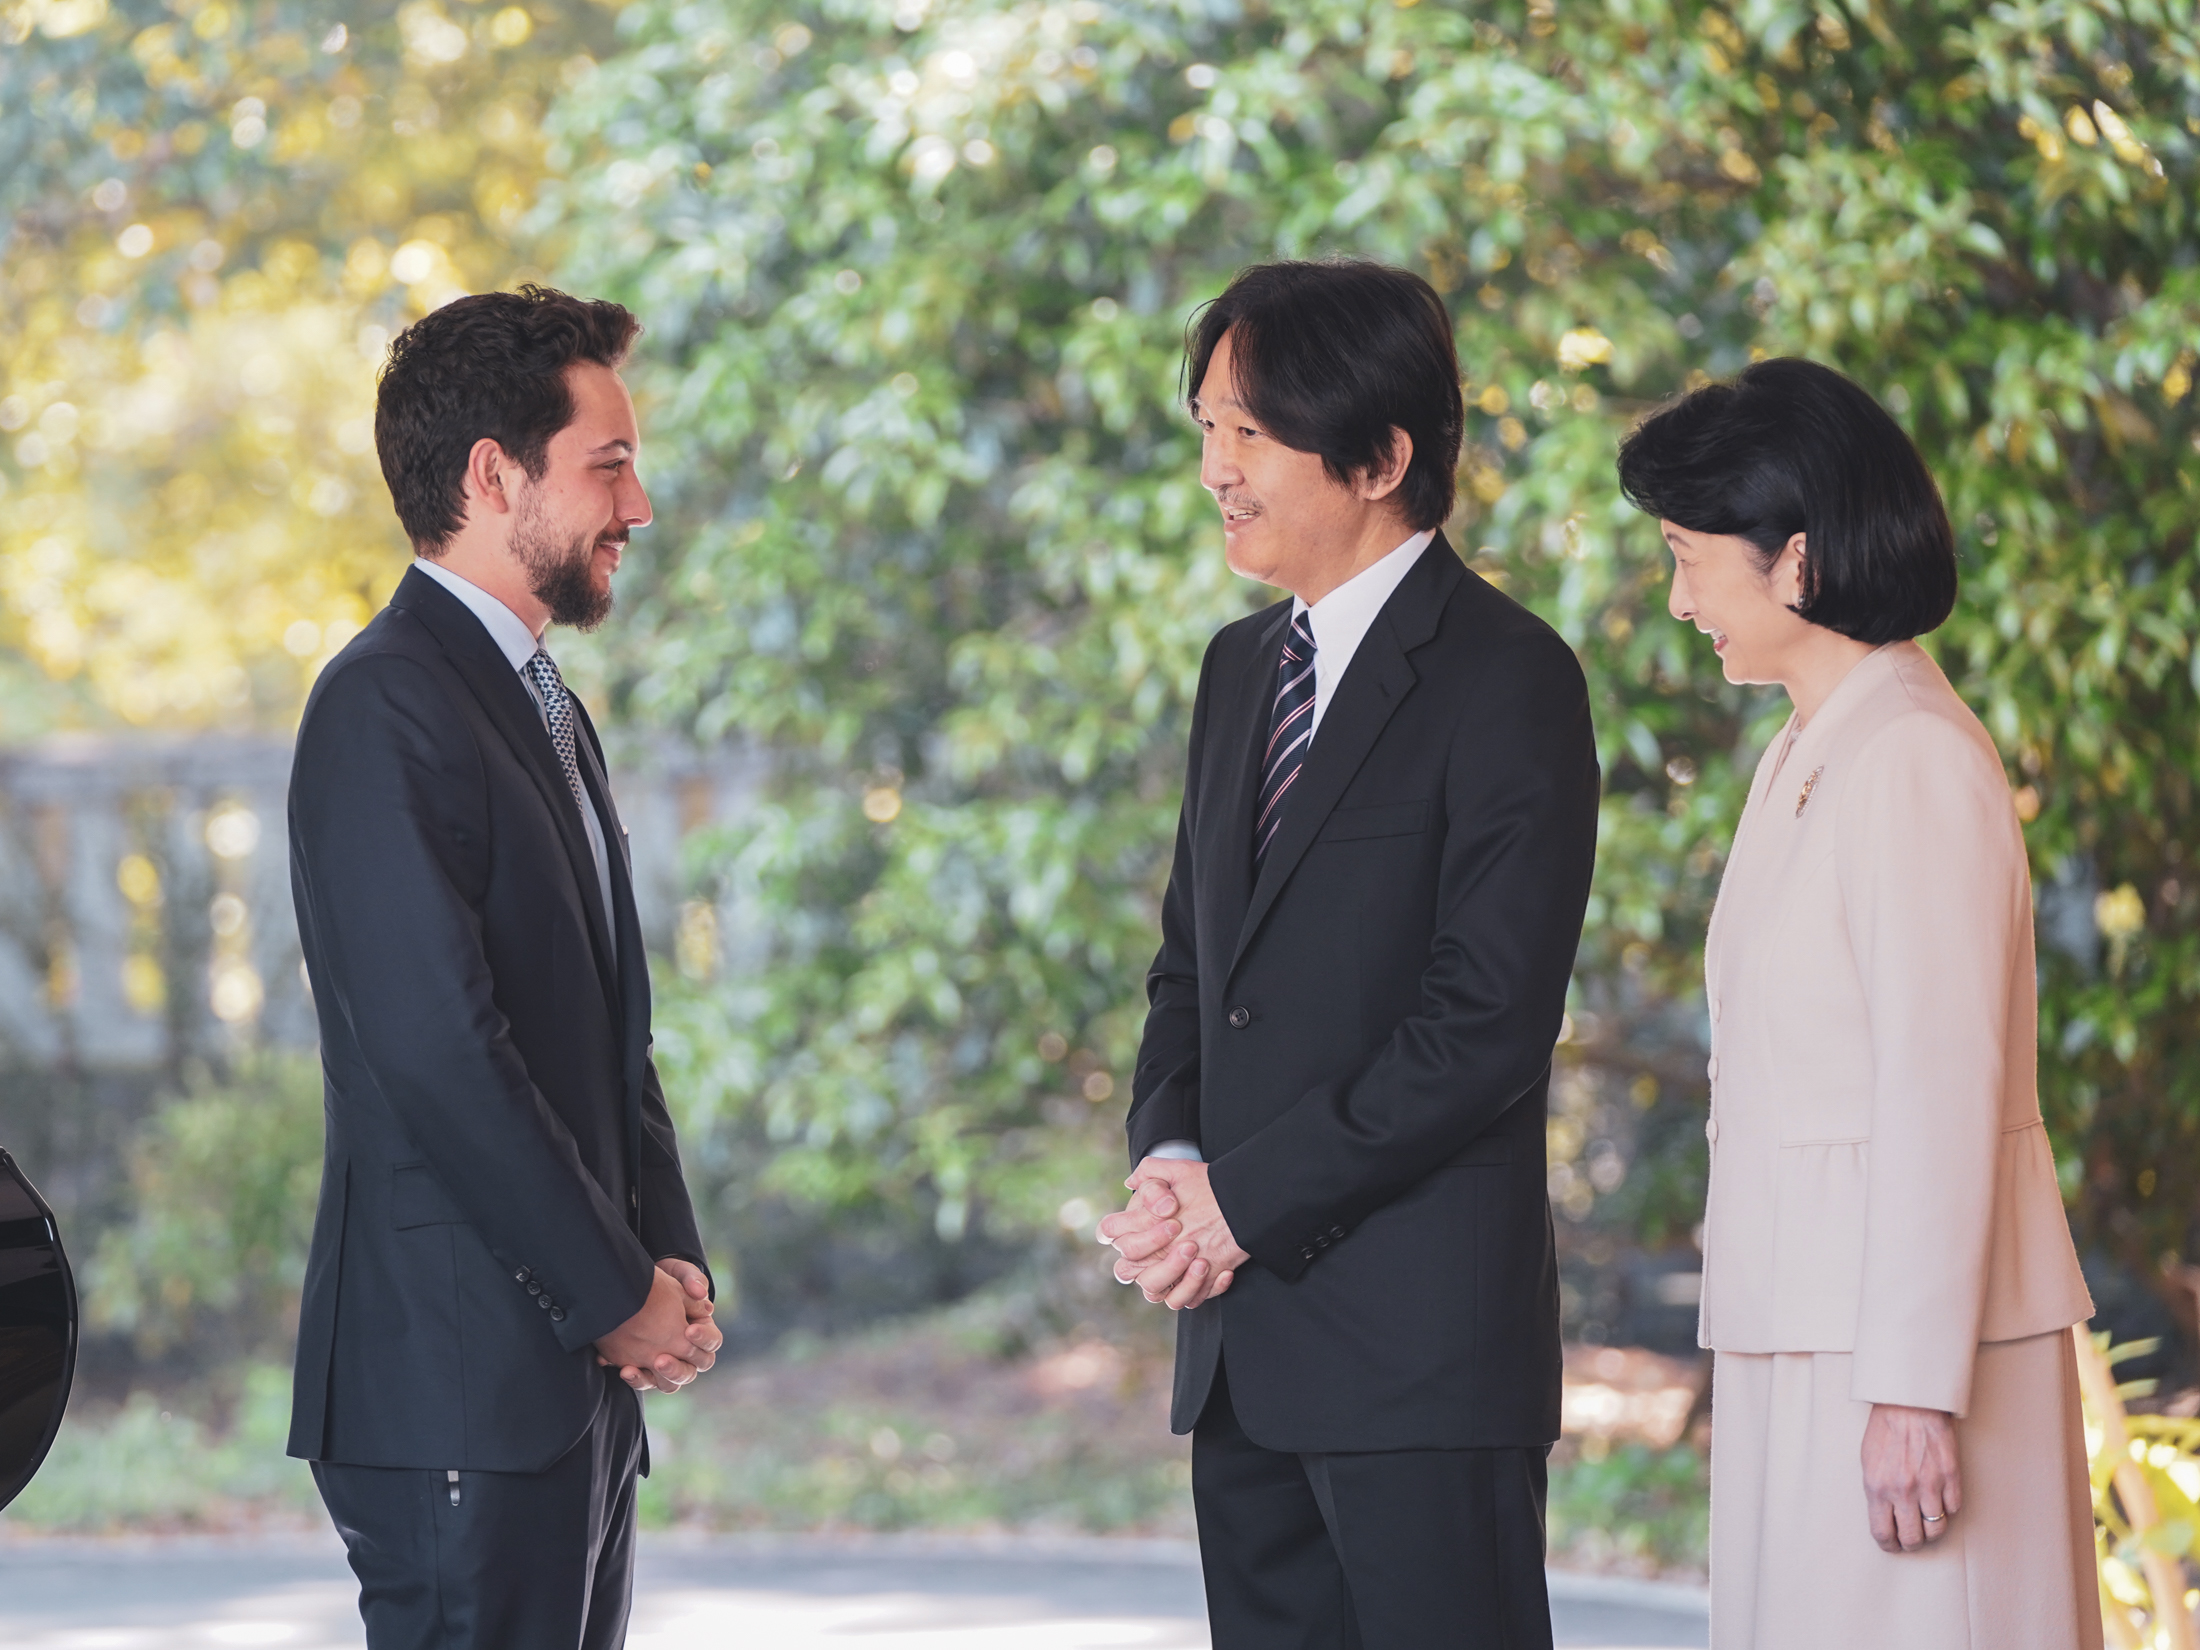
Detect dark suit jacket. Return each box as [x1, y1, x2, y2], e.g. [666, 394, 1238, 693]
[1127, 535, 1599, 1452]
[285, 566, 707, 1473]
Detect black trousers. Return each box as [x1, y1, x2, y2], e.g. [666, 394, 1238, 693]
[312, 1374, 644, 1650]
[1192, 1362, 1554, 1650]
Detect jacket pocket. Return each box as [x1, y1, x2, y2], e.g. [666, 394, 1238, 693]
[1444, 1133, 1512, 1168]
[391, 1161, 465, 1229]
[1318, 800, 1428, 843]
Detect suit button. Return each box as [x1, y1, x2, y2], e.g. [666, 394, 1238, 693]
[1330, 1226, 1344, 1240]
[1706, 1117, 1720, 1143]
[1300, 1246, 1316, 1261]
[1227, 1006, 1250, 1029]
[527, 1281, 543, 1296]
[513, 1267, 532, 1284]
[1314, 1234, 1330, 1249]
[550, 1308, 567, 1323]
[537, 1294, 553, 1310]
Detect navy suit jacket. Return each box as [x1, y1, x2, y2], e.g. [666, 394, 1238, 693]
[286, 566, 706, 1472]
[1127, 535, 1599, 1450]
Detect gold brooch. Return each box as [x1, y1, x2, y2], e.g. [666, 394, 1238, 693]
[1795, 765, 1824, 818]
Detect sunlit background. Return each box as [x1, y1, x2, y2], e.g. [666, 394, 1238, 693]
[4, 0, 2200, 1607]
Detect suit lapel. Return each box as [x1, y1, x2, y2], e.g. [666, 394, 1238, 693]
[1206, 603, 1294, 941]
[1227, 537, 1460, 980]
[571, 699, 650, 1206]
[391, 570, 620, 999]
[570, 698, 648, 1029]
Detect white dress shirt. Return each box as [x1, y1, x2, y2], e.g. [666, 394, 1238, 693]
[1144, 529, 1436, 1167]
[412, 557, 617, 963]
[1297, 528, 1434, 736]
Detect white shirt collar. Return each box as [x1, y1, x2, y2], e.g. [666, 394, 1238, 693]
[413, 555, 617, 955]
[1294, 529, 1434, 731]
[412, 556, 544, 674]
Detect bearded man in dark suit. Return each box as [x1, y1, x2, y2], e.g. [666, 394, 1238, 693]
[1102, 261, 1600, 1650]
[287, 287, 722, 1648]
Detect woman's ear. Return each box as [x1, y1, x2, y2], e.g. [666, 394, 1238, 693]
[1770, 531, 1808, 612]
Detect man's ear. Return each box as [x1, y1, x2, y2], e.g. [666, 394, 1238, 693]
[459, 437, 517, 521]
[1355, 426, 1414, 504]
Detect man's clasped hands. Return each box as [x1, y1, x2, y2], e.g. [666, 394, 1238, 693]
[595, 1257, 724, 1393]
[1099, 1158, 1252, 1310]
[588, 1159, 1237, 1403]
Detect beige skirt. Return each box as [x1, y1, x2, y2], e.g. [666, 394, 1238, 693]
[1710, 1331, 2101, 1650]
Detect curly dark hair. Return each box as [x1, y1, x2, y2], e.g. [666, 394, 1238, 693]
[374, 284, 642, 551]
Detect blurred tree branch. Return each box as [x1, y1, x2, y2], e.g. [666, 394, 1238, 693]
[540, 0, 2200, 1284]
[0, 0, 621, 730]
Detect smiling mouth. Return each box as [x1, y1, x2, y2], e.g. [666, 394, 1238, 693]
[1219, 501, 1260, 529]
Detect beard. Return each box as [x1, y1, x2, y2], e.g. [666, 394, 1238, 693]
[511, 490, 616, 631]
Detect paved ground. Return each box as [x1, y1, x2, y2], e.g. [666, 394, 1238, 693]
[0, 1533, 1708, 1648]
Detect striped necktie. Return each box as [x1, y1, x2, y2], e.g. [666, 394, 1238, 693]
[1254, 610, 1317, 865]
[523, 649, 589, 816]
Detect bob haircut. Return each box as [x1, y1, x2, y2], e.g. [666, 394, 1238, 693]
[376, 284, 642, 552]
[1184, 259, 1464, 532]
[1614, 357, 1957, 644]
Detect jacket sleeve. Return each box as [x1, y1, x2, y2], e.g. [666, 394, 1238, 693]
[290, 651, 657, 1350]
[1209, 629, 1601, 1281]
[637, 1043, 711, 1288]
[1839, 713, 2016, 1415]
[1126, 638, 1218, 1164]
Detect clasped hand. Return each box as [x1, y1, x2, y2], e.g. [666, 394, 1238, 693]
[1097, 1158, 1250, 1311]
[595, 1257, 723, 1394]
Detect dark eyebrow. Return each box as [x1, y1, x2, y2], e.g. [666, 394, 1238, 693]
[587, 440, 634, 458]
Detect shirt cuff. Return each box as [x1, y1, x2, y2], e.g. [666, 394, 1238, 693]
[1144, 1139, 1204, 1163]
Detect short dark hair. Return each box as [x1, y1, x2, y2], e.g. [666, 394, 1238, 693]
[375, 284, 642, 551]
[1184, 260, 1464, 532]
[1615, 357, 1956, 643]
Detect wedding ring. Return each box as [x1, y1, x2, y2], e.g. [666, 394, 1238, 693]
[1922, 1513, 1945, 1523]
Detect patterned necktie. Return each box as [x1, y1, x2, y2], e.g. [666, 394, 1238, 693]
[1254, 610, 1318, 865]
[523, 649, 588, 816]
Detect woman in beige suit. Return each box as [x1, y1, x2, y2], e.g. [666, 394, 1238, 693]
[1617, 359, 2099, 1648]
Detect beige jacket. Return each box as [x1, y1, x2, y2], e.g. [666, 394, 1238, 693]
[1698, 642, 2092, 1415]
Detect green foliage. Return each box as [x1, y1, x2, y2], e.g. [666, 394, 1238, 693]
[0, 0, 615, 729]
[544, 0, 2200, 1270]
[2, 1361, 317, 1530]
[10, 0, 2197, 1295]
[2088, 1334, 2200, 1633]
[85, 1053, 323, 1359]
[638, 1377, 1192, 1534]
[1547, 1440, 1710, 1577]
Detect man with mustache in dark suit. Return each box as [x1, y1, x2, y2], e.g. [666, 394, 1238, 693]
[1103, 261, 1600, 1650]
